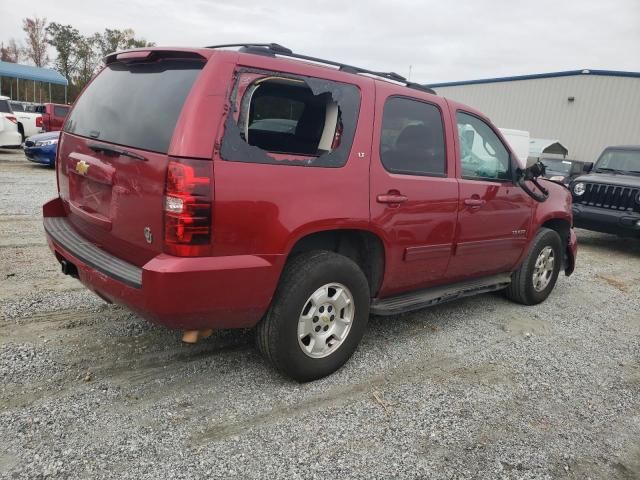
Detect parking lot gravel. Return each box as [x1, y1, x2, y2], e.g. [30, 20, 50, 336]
[1, 148, 639, 479]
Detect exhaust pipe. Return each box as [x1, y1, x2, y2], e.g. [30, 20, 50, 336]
[60, 259, 79, 278]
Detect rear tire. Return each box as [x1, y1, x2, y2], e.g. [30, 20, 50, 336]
[505, 228, 562, 305]
[256, 251, 370, 382]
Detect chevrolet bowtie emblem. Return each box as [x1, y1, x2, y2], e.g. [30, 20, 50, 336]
[75, 160, 89, 176]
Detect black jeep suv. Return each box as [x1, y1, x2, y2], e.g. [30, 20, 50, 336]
[571, 146, 640, 236]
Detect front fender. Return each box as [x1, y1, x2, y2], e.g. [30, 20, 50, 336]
[532, 180, 573, 229]
[565, 228, 577, 276]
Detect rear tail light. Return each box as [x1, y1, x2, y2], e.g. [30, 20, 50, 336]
[6, 115, 17, 124]
[36, 116, 43, 128]
[163, 158, 212, 256]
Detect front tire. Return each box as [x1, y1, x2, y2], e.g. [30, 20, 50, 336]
[256, 251, 370, 382]
[505, 228, 563, 305]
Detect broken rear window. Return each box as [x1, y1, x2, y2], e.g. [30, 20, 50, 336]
[220, 69, 360, 168]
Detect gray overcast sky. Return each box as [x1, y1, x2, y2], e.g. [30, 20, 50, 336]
[1, 0, 639, 83]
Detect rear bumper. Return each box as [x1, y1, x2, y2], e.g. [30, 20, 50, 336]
[43, 198, 284, 329]
[573, 204, 640, 236]
[0, 130, 22, 147]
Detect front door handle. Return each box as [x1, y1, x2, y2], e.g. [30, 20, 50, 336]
[464, 198, 486, 207]
[377, 192, 408, 205]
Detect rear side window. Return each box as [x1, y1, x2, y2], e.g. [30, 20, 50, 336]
[220, 70, 361, 168]
[380, 97, 446, 176]
[54, 106, 69, 117]
[0, 100, 11, 113]
[65, 59, 204, 153]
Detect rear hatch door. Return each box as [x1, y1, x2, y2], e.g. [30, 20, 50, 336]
[57, 52, 206, 266]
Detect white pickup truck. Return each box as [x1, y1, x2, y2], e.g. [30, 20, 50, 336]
[0, 97, 22, 147]
[9, 101, 43, 142]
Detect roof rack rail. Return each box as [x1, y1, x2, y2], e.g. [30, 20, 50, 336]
[204, 43, 436, 95]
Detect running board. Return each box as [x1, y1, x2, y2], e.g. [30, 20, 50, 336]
[370, 273, 512, 316]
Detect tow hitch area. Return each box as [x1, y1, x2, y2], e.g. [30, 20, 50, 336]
[60, 259, 79, 278]
[182, 329, 214, 344]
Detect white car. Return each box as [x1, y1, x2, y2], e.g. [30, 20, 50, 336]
[0, 97, 22, 148]
[8, 100, 43, 141]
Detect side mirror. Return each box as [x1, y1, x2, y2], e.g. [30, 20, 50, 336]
[583, 162, 594, 173]
[516, 160, 549, 203]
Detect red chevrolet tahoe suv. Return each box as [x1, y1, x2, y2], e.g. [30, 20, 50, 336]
[43, 44, 577, 381]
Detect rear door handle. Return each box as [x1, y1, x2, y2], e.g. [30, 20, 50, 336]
[377, 193, 408, 205]
[464, 198, 486, 207]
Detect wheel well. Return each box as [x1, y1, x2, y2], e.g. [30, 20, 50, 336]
[541, 218, 570, 267]
[289, 229, 385, 297]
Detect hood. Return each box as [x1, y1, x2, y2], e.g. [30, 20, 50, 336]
[538, 177, 570, 191]
[26, 131, 60, 143]
[544, 168, 568, 177]
[572, 172, 640, 187]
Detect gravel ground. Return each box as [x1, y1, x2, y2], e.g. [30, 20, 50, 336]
[1, 148, 639, 480]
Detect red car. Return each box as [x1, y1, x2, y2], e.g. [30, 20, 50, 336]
[43, 44, 577, 381]
[37, 103, 70, 132]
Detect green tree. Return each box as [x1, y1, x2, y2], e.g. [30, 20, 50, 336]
[96, 28, 154, 57]
[74, 34, 102, 87]
[46, 23, 81, 82]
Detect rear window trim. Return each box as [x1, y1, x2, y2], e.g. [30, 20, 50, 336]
[219, 67, 361, 169]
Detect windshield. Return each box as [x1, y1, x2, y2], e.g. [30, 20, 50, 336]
[65, 59, 204, 153]
[595, 149, 640, 174]
[541, 158, 572, 174]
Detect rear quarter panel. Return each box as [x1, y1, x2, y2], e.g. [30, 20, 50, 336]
[210, 57, 376, 257]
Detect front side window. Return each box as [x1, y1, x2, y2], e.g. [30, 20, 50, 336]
[456, 112, 511, 181]
[380, 97, 446, 176]
[220, 70, 360, 168]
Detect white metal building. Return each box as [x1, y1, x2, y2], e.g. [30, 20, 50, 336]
[429, 70, 640, 162]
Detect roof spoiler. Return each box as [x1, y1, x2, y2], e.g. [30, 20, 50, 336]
[104, 49, 207, 65]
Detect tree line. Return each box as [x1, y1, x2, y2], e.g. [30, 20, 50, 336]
[0, 17, 153, 103]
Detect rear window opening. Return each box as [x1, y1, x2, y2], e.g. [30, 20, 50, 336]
[220, 70, 360, 168]
[240, 78, 342, 156]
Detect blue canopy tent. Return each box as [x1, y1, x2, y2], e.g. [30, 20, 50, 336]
[0, 61, 68, 103]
